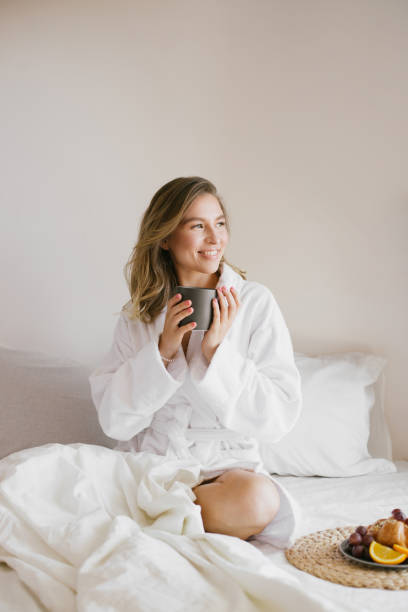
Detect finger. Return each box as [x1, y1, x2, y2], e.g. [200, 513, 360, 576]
[217, 287, 228, 311]
[166, 299, 192, 322]
[217, 287, 228, 322]
[175, 305, 194, 326]
[211, 295, 220, 326]
[179, 321, 197, 335]
[223, 287, 236, 317]
[169, 293, 183, 305]
[170, 299, 192, 317]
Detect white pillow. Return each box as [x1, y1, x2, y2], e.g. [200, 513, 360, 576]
[260, 352, 396, 477]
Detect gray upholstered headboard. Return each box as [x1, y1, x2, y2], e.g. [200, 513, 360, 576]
[0, 345, 392, 462]
[0, 346, 115, 460]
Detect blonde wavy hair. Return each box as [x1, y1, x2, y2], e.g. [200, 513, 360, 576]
[122, 176, 246, 322]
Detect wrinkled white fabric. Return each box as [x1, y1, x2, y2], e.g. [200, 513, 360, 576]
[89, 263, 302, 546]
[0, 444, 351, 612]
[254, 463, 408, 612]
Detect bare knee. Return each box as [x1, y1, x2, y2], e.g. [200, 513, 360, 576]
[193, 469, 280, 540]
[232, 471, 280, 536]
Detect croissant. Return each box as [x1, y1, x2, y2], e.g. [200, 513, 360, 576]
[368, 518, 408, 548]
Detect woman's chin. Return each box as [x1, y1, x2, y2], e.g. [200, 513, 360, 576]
[200, 260, 221, 272]
[177, 257, 222, 279]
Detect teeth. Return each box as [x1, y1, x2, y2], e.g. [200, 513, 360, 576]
[200, 250, 218, 255]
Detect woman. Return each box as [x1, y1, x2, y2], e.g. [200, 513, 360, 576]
[89, 176, 302, 545]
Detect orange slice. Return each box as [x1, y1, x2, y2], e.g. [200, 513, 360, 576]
[369, 541, 407, 565]
[393, 544, 408, 556]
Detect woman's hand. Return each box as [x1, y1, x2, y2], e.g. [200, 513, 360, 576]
[158, 293, 197, 360]
[201, 286, 240, 363]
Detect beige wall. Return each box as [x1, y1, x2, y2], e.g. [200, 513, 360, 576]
[1, 1, 407, 459]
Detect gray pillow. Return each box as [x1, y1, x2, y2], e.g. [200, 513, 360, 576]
[0, 346, 115, 459]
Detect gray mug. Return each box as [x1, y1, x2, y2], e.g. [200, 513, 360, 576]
[176, 286, 217, 331]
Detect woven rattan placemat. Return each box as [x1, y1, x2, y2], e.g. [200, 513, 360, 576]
[285, 526, 408, 590]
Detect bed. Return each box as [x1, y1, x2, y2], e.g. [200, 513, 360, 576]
[1, 344, 407, 611]
[254, 462, 408, 611]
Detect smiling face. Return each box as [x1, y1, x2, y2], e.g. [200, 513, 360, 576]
[162, 193, 229, 287]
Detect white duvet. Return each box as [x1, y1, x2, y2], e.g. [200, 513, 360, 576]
[0, 443, 352, 612]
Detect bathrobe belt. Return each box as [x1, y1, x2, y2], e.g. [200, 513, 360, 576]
[150, 418, 245, 460]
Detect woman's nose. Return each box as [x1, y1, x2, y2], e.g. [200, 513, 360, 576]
[205, 228, 218, 243]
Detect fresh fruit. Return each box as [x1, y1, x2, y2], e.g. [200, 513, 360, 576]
[369, 541, 407, 565]
[349, 532, 362, 545]
[391, 508, 406, 522]
[393, 544, 408, 555]
[362, 534, 374, 546]
[351, 545, 365, 558]
[356, 525, 367, 536]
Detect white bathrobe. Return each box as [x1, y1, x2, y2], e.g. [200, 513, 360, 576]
[89, 262, 302, 547]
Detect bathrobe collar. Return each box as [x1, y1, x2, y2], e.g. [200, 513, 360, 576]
[215, 261, 246, 293]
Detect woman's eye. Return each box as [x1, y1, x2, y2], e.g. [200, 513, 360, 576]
[191, 222, 225, 229]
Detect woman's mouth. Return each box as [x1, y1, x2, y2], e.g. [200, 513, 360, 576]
[198, 249, 221, 260]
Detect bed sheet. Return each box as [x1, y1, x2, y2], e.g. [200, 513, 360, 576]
[253, 461, 408, 612]
[0, 562, 46, 611]
[1, 449, 407, 612]
[0, 443, 353, 612]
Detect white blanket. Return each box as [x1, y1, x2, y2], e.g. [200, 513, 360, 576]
[0, 444, 353, 612]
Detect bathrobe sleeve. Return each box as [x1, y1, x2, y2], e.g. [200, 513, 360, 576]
[189, 288, 302, 442]
[89, 312, 188, 441]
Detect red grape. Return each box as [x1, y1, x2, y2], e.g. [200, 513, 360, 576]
[351, 545, 365, 558]
[362, 534, 374, 546]
[392, 508, 402, 516]
[356, 525, 367, 536]
[349, 532, 363, 545]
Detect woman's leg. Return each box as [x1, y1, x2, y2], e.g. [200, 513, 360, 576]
[192, 468, 280, 540]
